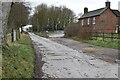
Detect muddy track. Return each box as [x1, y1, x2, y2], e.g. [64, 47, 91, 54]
[32, 41, 44, 78]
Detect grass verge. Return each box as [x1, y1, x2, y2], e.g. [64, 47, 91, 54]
[87, 40, 118, 49]
[2, 33, 34, 78]
[70, 36, 118, 49]
[0, 46, 2, 79]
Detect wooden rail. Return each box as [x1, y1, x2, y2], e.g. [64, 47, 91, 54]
[91, 32, 120, 41]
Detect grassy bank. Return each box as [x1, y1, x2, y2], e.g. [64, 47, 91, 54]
[0, 46, 2, 79]
[71, 37, 118, 49]
[2, 33, 34, 78]
[87, 40, 118, 49]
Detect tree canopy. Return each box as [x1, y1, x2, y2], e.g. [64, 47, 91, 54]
[7, 2, 31, 30]
[30, 3, 75, 32]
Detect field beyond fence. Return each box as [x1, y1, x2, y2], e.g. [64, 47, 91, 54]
[90, 32, 120, 42]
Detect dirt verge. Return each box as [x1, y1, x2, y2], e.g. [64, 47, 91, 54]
[31, 41, 44, 78]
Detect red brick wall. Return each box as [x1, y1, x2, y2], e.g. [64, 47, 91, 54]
[78, 16, 99, 33]
[97, 8, 118, 33]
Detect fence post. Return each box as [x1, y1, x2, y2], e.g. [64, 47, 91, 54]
[111, 33, 113, 41]
[96, 32, 97, 40]
[103, 32, 104, 41]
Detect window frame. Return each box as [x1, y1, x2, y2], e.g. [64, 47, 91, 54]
[93, 17, 96, 24]
[82, 19, 84, 26]
[87, 18, 90, 25]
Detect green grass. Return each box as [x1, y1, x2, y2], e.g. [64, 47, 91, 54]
[70, 36, 118, 49]
[0, 46, 2, 79]
[2, 33, 34, 78]
[87, 40, 118, 49]
[93, 33, 119, 39]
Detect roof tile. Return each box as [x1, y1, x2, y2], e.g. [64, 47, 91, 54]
[79, 7, 120, 20]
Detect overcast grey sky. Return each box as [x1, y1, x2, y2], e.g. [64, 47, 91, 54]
[25, 0, 120, 16]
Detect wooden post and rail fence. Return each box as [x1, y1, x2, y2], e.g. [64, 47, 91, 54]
[91, 32, 120, 41]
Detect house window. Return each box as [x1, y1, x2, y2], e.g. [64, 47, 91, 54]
[93, 17, 96, 24]
[82, 19, 84, 26]
[88, 18, 90, 25]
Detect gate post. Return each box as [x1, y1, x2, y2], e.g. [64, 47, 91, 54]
[117, 25, 120, 34]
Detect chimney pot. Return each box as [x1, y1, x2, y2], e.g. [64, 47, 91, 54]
[84, 7, 88, 14]
[105, 0, 111, 8]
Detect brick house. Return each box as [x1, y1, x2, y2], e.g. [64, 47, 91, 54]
[78, 1, 120, 33]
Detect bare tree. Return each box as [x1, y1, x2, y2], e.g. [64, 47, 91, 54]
[7, 2, 31, 41]
[30, 3, 75, 32]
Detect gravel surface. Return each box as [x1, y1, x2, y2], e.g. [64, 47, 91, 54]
[49, 37, 118, 63]
[29, 33, 118, 78]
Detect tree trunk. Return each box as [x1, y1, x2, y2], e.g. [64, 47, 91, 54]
[1, 2, 11, 49]
[11, 28, 14, 42]
[18, 28, 20, 39]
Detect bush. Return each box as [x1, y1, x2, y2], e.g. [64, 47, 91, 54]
[64, 23, 79, 37]
[64, 23, 93, 40]
[79, 31, 93, 40]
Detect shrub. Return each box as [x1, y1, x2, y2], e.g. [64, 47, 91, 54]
[64, 23, 79, 37]
[79, 31, 93, 40]
[64, 23, 93, 40]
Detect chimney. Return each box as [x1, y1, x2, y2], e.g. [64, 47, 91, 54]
[105, 0, 111, 8]
[84, 7, 88, 14]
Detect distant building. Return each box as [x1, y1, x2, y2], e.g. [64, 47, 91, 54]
[78, 1, 120, 33]
[23, 25, 32, 32]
